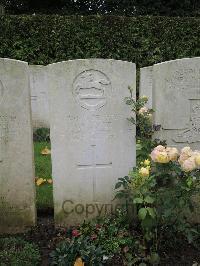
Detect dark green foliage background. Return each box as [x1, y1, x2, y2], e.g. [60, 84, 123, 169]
[2, 0, 200, 16]
[0, 15, 200, 67]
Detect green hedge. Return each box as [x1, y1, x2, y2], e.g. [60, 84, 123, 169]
[0, 15, 200, 67]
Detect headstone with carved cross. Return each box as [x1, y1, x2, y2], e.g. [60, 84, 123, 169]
[0, 59, 36, 234]
[47, 59, 136, 226]
[153, 58, 200, 150]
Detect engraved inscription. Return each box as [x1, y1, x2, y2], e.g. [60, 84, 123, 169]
[165, 68, 200, 85]
[31, 95, 37, 101]
[65, 114, 127, 140]
[73, 70, 111, 110]
[77, 144, 112, 201]
[0, 80, 4, 105]
[0, 115, 16, 162]
[173, 99, 200, 143]
[0, 116, 8, 162]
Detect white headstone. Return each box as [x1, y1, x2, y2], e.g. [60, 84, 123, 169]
[29, 65, 50, 129]
[0, 59, 36, 234]
[153, 58, 200, 149]
[139, 66, 153, 108]
[47, 59, 136, 226]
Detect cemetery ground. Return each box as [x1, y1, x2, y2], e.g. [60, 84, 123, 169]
[0, 58, 200, 265]
[0, 139, 199, 265]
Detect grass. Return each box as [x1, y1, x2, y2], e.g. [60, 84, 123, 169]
[34, 141, 53, 211]
[0, 237, 41, 265]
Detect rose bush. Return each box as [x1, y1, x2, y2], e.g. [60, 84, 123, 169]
[116, 145, 200, 264]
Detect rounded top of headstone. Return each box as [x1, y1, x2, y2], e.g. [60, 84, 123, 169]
[47, 58, 135, 68]
[154, 57, 200, 67]
[0, 58, 28, 65]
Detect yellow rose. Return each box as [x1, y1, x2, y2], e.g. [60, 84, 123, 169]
[181, 157, 197, 172]
[147, 113, 152, 119]
[138, 107, 148, 114]
[139, 167, 150, 177]
[155, 145, 166, 152]
[195, 154, 200, 166]
[144, 159, 151, 166]
[156, 151, 169, 163]
[166, 147, 179, 161]
[181, 147, 193, 156]
[141, 95, 148, 101]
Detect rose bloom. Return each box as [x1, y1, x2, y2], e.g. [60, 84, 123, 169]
[138, 106, 148, 114]
[150, 145, 166, 162]
[139, 167, 150, 177]
[195, 154, 200, 166]
[181, 156, 197, 172]
[181, 146, 193, 156]
[144, 159, 151, 166]
[141, 95, 148, 101]
[156, 151, 170, 163]
[154, 145, 166, 152]
[72, 229, 80, 237]
[150, 149, 160, 162]
[178, 153, 190, 165]
[166, 147, 179, 161]
[179, 147, 195, 165]
[147, 113, 152, 119]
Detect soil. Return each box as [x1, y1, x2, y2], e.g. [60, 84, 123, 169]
[22, 212, 199, 266]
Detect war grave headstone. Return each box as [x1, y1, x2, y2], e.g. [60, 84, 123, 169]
[47, 59, 136, 226]
[153, 58, 200, 150]
[0, 59, 36, 234]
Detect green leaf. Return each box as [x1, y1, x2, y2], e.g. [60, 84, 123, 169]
[138, 208, 147, 220]
[147, 207, 156, 218]
[136, 144, 142, 150]
[115, 182, 122, 189]
[133, 197, 143, 204]
[144, 196, 155, 204]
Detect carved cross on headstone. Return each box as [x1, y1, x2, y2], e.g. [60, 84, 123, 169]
[77, 144, 112, 201]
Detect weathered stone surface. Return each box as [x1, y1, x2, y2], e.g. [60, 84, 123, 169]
[29, 65, 50, 129]
[153, 58, 200, 149]
[139, 66, 153, 108]
[47, 59, 136, 226]
[0, 59, 36, 234]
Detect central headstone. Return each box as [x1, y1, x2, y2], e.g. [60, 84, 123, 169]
[153, 58, 200, 149]
[47, 59, 136, 226]
[0, 59, 36, 234]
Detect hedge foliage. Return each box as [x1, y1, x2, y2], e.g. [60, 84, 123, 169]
[0, 15, 200, 67]
[3, 0, 200, 17]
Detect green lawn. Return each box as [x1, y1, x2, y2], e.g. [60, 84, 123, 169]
[34, 142, 53, 211]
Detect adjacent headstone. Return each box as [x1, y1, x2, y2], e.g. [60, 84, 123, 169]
[29, 65, 50, 129]
[153, 58, 200, 150]
[47, 59, 136, 226]
[0, 59, 36, 234]
[139, 66, 153, 108]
